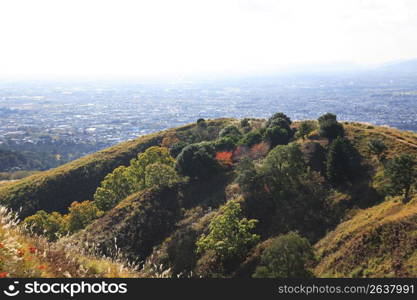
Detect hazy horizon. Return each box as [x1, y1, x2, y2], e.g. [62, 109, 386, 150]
[1, 0, 417, 79]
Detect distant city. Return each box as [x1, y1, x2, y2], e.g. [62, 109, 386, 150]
[1, 65, 417, 169]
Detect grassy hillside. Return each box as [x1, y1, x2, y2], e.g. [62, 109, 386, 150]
[0, 115, 415, 278]
[0, 206, 138, 278]
[314, 195, 417, 277]
[0, 119, 233, 218]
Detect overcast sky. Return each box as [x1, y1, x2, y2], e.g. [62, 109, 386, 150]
[0, 0, 416, 78]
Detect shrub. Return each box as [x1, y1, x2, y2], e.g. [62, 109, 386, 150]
[215, 151, 233, 167]
[318, 113, 344, 142]
[127, 146, 175, 190]
[296, 121, 316, 140]
[214, 137, 237, 151]
[170, 141, 188, 158]
[264, 126, 292, 147]
[368, 139, 387, 162]
[94, 166, 131, 211]
[249, 142, 270, 160]
[197, 118, 207, 129]
[265, 112, 292, 128]
[23, 210, 65, 241]
[196, 200, 259, 261]
[385, 154, 416, 203]
[176, 142, 218, 180]
[219, 125, 242, 140]
[239, 131, 263, 147]
[253, 232, 315, 278]
[144, 163, 180, 188]
[65, 201, 103, 233]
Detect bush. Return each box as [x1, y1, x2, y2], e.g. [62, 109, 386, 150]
[265, 112, 292, 128]
[23, 210, 65, 241]
[65, 201, 103, 233]
[215, 151, 233, 167]
[196, 200, 259, 262]
[176, 142, 219, 180]
[296, 121, 316, 140]
[264, 126, 292, 147]
[170, 141, 188, 158]
[240, 118, 251, 133]
[385, 154, 416, 202]
[144, 163, 180, 188]
[197, 118, 207, 129]
[263, 112, 293, 147]
[253, 232, 316, 278]
[318, 113, 344, 141]
[94, 166, 131, 211]
[239, 131, 263, 147]
[215, 137, 237, 151]
[368, 139, 387, 162]
[219, 125, 242, 140]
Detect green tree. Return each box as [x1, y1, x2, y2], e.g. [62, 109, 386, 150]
[239, 130, 263, 147]
[297, 121, 315, 140]
[264, 126, 292, 147]
[240, 118, 251, 133]
[326, 137, 359, 185]
[253, 232, 316, 278]
[262, 143, 306, 189]
[385, 154, 416, 203]
[219, 125, 242, 140]
[215, 136, 237, 151]
[196, 200, 259, 261]
[235, 158, 259, 193]
[246, 143, 331, 240]
[93, 165, 131, 211]
[144, 163, 180, 188]
[127, 146, 175, 190]
[197, 118, 207, 129]
[318, 112, 337, 124]
[175, 142, 218, 180]
[318, 113, 344, 142]
[368, 139, 387, 162]
[65, 200, 103, 233]
[94, 146, 177, 211]
[266, 112, 292, 128]
[23, 210, 65, 241]
[263, 112, 293, 147]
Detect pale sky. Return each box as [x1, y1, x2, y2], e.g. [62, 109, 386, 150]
[0, 0, 416, 78]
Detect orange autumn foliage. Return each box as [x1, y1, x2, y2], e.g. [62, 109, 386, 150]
[215, 151, 233, 166]
[249, 142, 270, 160]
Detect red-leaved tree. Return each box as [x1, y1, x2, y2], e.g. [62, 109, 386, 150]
[216, 151, 233, 167]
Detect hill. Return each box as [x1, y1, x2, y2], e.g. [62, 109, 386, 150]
[0, 119, 233, 218]
[0, 114, 416, 278]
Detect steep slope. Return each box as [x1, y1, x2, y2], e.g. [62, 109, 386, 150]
[0, 119, 233, 218]
[0, 206, 138, 278]
[70, 172, 233, 263]
[314, 195, 417, 277]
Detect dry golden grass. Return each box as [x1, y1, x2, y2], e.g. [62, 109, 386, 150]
[0, 205, 140, 278]
[315, 195, 417, 277]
